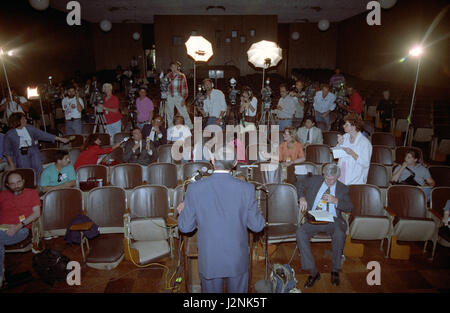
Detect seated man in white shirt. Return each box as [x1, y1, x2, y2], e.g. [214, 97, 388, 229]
[272, 84, 297, 132]
[297, 116, 323, 146]
[313, 83, 336, 131]
[167, 115, 192, 162]
[0, 88, 29, 120]
[198, 78, 227, 129]
[62, 85, 84, 135]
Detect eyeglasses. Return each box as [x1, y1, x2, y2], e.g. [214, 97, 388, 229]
[57, 172, 63, 183]
[155, 119, 161, 122]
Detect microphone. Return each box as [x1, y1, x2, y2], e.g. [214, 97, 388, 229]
[190, 170, 202, 182]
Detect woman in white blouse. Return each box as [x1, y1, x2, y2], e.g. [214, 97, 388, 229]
[335, 114, 372, 185]
[239, 86, 257, 133]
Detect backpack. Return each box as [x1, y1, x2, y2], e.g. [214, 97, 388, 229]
[32, 249, 70, 285]
[270, 263, 300, 293]
[64, 215, 100, 245]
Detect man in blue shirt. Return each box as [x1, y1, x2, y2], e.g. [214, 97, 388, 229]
[313, 84, 336, 131]
[40, 150, 76, 194]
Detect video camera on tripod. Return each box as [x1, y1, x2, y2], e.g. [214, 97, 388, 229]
[333, 83, 348, 107]
[261, 79, 272, 111]
[228, 78, 240, 109]
[92, 87, 104, 113]
[193, 84, 206, 108]
[159, 71, 170, 100]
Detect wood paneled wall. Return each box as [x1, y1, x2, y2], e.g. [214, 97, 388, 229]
[337, 0, 450, 88]
[154, 15, 278, 78]
[92, 23, 144, 72]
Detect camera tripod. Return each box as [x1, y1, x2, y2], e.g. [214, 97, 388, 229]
[123, 104, 136, 131]
[259, 106, 276, 126]
[93, 111, 107, 133]
[160, 98, 168, 128]
[227, 103, 241, 126]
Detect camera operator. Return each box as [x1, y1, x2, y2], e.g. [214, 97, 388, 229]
[272, 84, 298, 131]
[289, 80, 305, 128]
[62, 85, 84, 135]
[239, 86, 257, 132]
[136, 86, 154, 129]
[166, 61, 193, 129]
[97, 83, 122, 144]
[198, 78, 227, 128]
[338, 86, 362, 116]
[0, 88, 29, 119]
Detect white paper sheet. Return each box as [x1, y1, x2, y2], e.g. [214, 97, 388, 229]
[332, 148, 347, 159]
[295, 165, 308, 175]
[308, 210, 335, 222]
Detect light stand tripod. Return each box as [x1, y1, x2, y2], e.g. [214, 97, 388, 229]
[93, 109, 107, 133]
[259, 105, 276, 126]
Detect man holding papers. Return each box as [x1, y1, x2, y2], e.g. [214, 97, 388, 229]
[295, 163, 353, 288]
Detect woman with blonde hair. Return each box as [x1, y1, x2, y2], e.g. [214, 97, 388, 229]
[97, 83, 122, 144]
[278, 126, 305, 167]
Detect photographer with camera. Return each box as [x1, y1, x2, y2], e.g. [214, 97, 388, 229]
[62, 85, 84, 135]
[97, 83, 122, 144]
[135, 86, 154, 129]
[0, 88, 29, 120]
[166, 61, 193, 129]
[239, 86, 257, 132]
[199, 78, 227, 128]
[289, 80, 306, 128]
[272, 84, 298, 131]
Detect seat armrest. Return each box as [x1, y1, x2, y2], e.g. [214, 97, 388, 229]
[428, 208, 442, 220]
[70, 221, 94, 231]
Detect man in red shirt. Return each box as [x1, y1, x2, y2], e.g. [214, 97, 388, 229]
[165, 61, 193, 129]
[342, 86, 363, 115]
[0, 171, 41, 288]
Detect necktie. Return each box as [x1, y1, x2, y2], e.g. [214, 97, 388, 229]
[316, 187, 331, 211]
[325, 187, 330, 212]
[307, 129, 310, 142]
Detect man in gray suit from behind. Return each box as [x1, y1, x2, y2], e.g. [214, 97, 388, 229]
[296, 163, 353, 288]
[177, 146, 265, 293]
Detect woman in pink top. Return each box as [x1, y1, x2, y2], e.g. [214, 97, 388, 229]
[136, 87, 154, 129]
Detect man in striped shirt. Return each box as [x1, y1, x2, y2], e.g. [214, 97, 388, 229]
[166, 61, 193, 129]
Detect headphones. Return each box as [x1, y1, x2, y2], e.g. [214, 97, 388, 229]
[203, 78, 214, 88]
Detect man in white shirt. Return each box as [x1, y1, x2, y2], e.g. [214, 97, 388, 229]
[198, 78, 227, 129]
[313, 84, 336, 131]
[272, 84, 297, 132]
[290, 80, 305, 128]
[0, 88, 28, 119]
[297, 116, 323, 146]
[62, 86, 84, 135]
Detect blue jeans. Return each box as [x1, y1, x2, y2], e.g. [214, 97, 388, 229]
[206, 117, 224, 130]
[105, 120, 122, 145]
[65, 119, 82, 135]
[0, 228, 29, 278]
[278, 119, 293, 132]
[315, 111, 330, 131]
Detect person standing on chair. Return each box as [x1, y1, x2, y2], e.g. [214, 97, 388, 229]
[166, 61, 192, 129]
[62, 85, 84, 135]
[296, 163, 353, 288]
[177, 146, 265, 293]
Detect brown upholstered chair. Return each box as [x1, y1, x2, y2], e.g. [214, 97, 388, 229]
[2, 168, 36, 190]
[110, 163, 143, 189]
[386, 185, 439, 259]
[430, 187, 450, 247]
[305, 144, 332, 169]
[371, 145, 394, 166]
[40, 149, 66, 165]
[59, 134, 84, 149]
[372, 132, 396, 149]
[323, 131, 339, 147]
[182, 162, 213, 182]
[395, 146, 423, 164]
[252, 162, 282, 185]
[76, 164, 108, 187]
[286, 162, 318, 185]
[172, 184, 184, 212]
[96, 133, 111, 146]
[367, 163, 390, 206]
[428, 166, 450, 187]
[85, 186, 126, 270]
[124, 185, 172, 265]
[147, 163, 177, 189]
[39, 188, 83, 239]
[349, 184, 391, 257]
[157, 144, 174, 163]
[113, 132, 131, 144]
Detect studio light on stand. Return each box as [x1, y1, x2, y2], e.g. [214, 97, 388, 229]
[404, 45, 423, 146]
[27, 86, 46, 132]
[185, 36, 213, 99]
[0, 48, 14, 107]
[247, 40, 282, 89]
